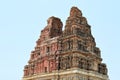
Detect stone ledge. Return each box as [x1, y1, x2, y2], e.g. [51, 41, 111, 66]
[22, 68, 109, 80]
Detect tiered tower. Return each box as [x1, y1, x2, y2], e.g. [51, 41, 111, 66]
[23, 7, 109, 80]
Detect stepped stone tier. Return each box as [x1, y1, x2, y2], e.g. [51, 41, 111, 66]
[23, 7, 109, 80]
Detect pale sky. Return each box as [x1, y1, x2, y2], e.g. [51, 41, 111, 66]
[0, 0, 120, 80]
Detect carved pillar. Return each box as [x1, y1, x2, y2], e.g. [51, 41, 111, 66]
[72, 54, 79, 67]
[73, 38, 78, 50]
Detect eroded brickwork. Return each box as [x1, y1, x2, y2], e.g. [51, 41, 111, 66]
[23, 7, 109, 80]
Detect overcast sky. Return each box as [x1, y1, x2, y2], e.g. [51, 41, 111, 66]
[0, 0, 120, 80]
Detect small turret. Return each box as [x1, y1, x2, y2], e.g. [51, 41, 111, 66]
[40, 16, 63, 42]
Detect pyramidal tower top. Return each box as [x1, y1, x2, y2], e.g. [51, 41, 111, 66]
[22, 7, 109, 80]
[70, 7, 82, 17]
[64, 7, 88, 35]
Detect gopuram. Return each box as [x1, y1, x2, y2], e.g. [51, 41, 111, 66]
[22, 7, 109, 80]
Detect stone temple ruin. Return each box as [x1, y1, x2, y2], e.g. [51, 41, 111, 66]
[22, 7, 109, 80]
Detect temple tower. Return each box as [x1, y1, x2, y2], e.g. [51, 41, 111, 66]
[22, 7, 109, 80]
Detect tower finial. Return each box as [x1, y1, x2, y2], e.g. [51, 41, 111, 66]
[70, 6, 82, 17]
